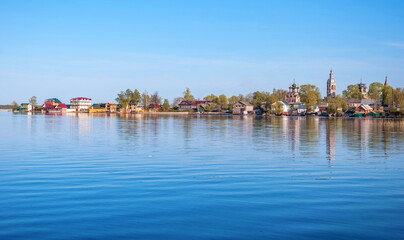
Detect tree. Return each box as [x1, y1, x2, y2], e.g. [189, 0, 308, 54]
[29, 96, 37, 106]
[252, 91, 266, 108]
[142, 91, 151, 109]
[382, 86, 394, 106]
[12, 101, 19, 109]
[116, 90, 131, 111]
[393, 88, 404, 112]
[218, 94, 228, 110]
[150, 91, 162, 105]
[204, 94, 219, 103]
[368, 82, 383, 109]
[327, 95, 348, 114]
[300, 84, 321, 112]
[183, 88, 195, 101]
[162, 99, 170, 111]
[273, 101, 284, 115]
[272, 89, 288, 101]
[343, 84, 362, 99]
[132, 89, 141, 105]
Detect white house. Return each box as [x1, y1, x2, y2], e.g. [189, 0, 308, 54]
[272, 101, 291, 115]
[70, 97, 92, 111]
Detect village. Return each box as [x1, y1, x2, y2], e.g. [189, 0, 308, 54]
[12, 71, 404, 118]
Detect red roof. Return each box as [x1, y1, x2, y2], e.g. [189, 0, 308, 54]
[71, 97, 92, 100]
[44, 103, 55, 109]
[59, 103, 67, 108]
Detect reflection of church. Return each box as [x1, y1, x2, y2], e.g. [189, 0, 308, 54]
[326, 120, 336, 160]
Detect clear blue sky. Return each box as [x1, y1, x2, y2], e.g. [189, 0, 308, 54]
[1, 0, 403, 104]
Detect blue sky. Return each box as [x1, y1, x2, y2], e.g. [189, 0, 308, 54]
[1, 0, 404, 104]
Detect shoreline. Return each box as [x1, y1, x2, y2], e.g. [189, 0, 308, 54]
[4, 111, 403, 119]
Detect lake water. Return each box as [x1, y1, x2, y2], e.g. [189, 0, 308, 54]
[0, 113, 403, 239]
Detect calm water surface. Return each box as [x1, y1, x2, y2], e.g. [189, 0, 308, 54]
[0, 113, 403, 239]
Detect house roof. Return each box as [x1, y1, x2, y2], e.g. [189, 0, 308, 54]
[71, 97, 92, 101]
[358, 104, 373, 111]
[45, 98, 62, 103]
[235, 101, 253, 106]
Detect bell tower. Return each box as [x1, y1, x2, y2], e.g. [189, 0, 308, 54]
[327, 70, 336, 98]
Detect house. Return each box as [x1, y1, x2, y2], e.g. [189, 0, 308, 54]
[178, 100, 213, 112]
[70, 97, 92, 112]
[355, 104, 373, 114]
[297, 105, 307, 115]
[233, 101, 254, 114]
[347, 98, 362, 109]
[20, 103, 33, 112]
[271, 101, 291, 115]
[148, 104, 162, 112]
[318, 102, 328, 114]
[42, 98, 67, 113]
[130, 104, 144, 112]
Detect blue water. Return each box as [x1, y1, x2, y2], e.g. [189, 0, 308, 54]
[0, 113, 403, 239]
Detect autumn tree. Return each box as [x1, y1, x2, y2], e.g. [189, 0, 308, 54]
[300, 84, 321, 112]
[273, 101, 284, 115]
[204, 94, 219, 103]
[218, 94, 228, 110]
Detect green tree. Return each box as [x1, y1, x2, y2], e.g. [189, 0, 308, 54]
[327, 95, 348, 114]
[252, 91, 267, 108]
[300, 84, 321, 112]
[382, 86, 394, 106]
[29, 96, 37, 106]
[162, 99, 170, 111]
[132, 89, 141, 105]
[368, 82, 383, 109]
[343, 84, 362, 99]
[116, 90, 131, 111]
[183, 88, 195, 101]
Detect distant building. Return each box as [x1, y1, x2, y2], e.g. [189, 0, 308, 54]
[327, 70, 337, 98]
[286, 82, 301, 104]
[70, 97, 92, 111]
[20, 103, 33, 112]
[271, 101, 291, 115]
[358, 82, 368, 99]
[43, 98, 67, 113]
[384, 76, 389, 87]
[178, 100, 213, 112]
[233, 101, 254, 114]
[355, 104, 373, 114]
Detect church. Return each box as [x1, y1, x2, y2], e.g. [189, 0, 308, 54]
[327, 70, 337, 98]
